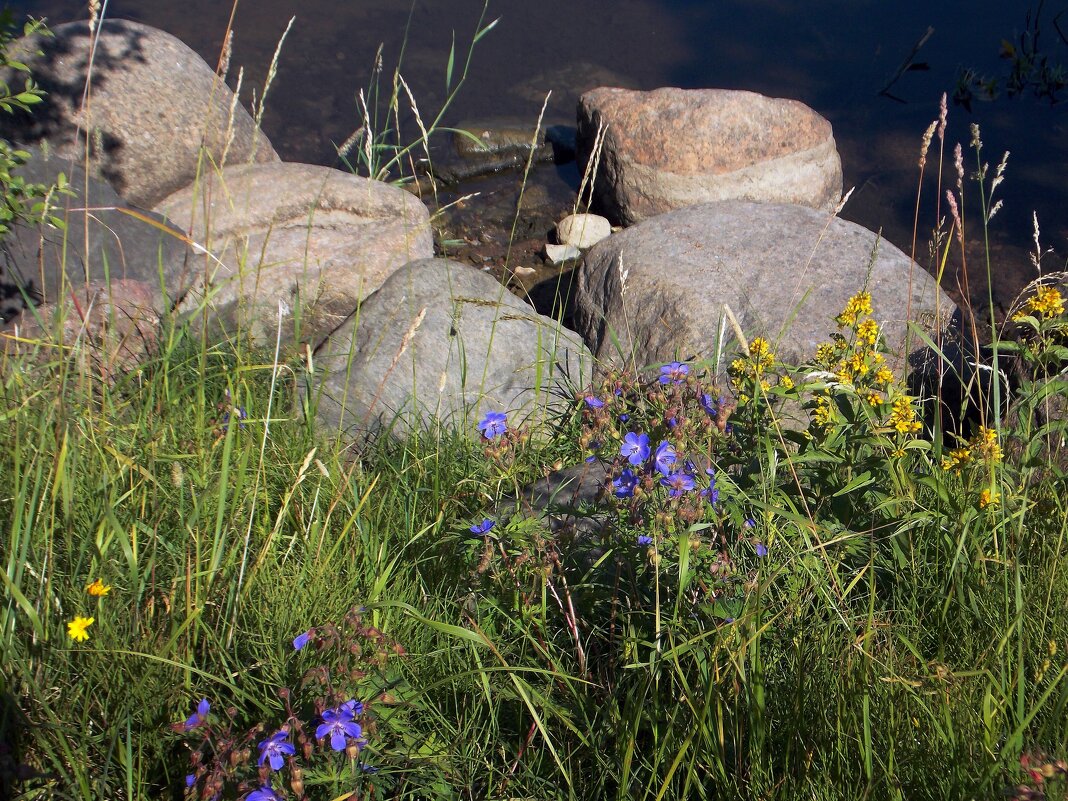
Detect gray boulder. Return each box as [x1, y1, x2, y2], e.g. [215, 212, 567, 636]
[312, 258, 592, 442]
[574, 201, 955, 372]
[577, 87, 843, 225]
[154, 162, 434, 346]
[1, 19, 278, 207]
[0, 146, 187, 322]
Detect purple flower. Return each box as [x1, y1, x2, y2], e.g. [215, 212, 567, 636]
[619, 413, 629, 423]
[659, 362, 690, 385]
[293, 630, 311, 651]
[612, 469, 639, 499]
[620, 432, 650, 466]
[186, 774, 196, 788]
[653, 441, 677, 476]
[246, 786, 281, 801]
[660, 470, 696, 497]
[258, 731, 296, 771]
[477, 411, 508, 440]
[700, 393, 718, 416]
[316, 705, 363, 752]
[341, 699, 364, 717]
[470, 519, 495, 536]
[744, 517, 756, 529]
[755, 542, 768, 558]
[702, 468, 719, 505]
[636, 535, 653, 546]
[183, 698, 210, 730]
[584, 395, 605, 408]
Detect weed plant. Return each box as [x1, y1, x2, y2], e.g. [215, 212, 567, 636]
[1, 6, 1068, 801]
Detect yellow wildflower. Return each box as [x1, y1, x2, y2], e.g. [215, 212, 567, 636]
[857, 319, 880, 346]
[979, 489, 999, 508]
[848, 352, 870, 376]
[971, 426, 1003, 463]
[838, 291, 873, 327]
[874, 367, 895, 386]
[815, 343, 836, 365]
[67, 616, 94, 642]
[867, 392, 883, 407]
[778, 375, 795, 390]
[1013, 285, 1065, 321]
[941, 447, 971, 472]
[812, 395, 834, 428]
[747, 337, 775, 371]
[86, 579, 111, 597]
[888, 395, 922, 433]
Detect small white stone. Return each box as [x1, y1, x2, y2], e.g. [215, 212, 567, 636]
[556, 213, 612, 249]
[545, 243, 583, 264]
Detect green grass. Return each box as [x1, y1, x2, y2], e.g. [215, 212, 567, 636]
[3, 7, 1068, 801]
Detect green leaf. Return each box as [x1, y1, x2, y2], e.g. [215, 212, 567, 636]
[445, 33, 456, 91]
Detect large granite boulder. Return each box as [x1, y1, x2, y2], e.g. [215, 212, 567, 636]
[312, 258, 592, 442]
[0, 19, 278, 207]
[155, 163, 434, 346]
[573, 201, 955, 372]
[576, 87, 842, 225]
[0, 146, 187, 322]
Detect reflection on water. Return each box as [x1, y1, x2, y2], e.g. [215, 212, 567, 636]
[7, 0, 1067, 309]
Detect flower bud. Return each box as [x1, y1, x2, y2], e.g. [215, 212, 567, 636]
[290, 766, 305, 798]
[346, 740, 361, 760]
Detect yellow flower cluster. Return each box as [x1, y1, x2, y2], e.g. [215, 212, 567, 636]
[729, 336, 777, 398]
[979, 489, 999, 508]
[941, 426, 1003, 472]
[837, 291, 873, 327]
[888, 395, 922, 433]
[1013, 285, 1065, 321]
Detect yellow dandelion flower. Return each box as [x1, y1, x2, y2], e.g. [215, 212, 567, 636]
[67, 616, 94, 642]
[86, 579, 111, 597]
[979, 489, 999, 508]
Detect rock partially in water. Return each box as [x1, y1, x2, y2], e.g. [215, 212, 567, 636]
[155, 162, 433, 348]
[312, 257, 592, 444]
[556, 213, 612, 249]
[545, 243, 583, 264]
[576, 87, 843, 226]
[1, 19, 278, 208]
[574, 201, 955, 374]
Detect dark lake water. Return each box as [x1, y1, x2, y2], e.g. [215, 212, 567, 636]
[8, 0, 1068, 313]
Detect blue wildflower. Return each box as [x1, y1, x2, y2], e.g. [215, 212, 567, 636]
[469, 519, 495, 536]
[620, 432, 650, 466]
[619, 413, 629, 423]
[246, 785, 281, 801]
[183, 698, 210, 730]
[477, 411, 508, 439]
[659, 362, 690, 384]
[341, 699, 364, 717]
[293, 630, 311, 651]
[584, 395, 605, 408]
[258, 731, 296, 771]
[636, 535, 653, 546]
[316, 705, 363, 752]
[744, 518, 756, 528]
[700, 393, 718, 416]
[612, 469, 639, 498]
[186, 774, 196, 788]
[660, 470, 696, 497]
[653, 441, 677, 476]
[755, 542, 768, 558]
